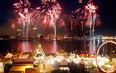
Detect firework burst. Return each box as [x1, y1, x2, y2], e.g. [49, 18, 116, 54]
[75, 0, 100, 36]
[13, 0, 35, 39]
[35, 0, 61, 27]
[36, 0, 62, 40]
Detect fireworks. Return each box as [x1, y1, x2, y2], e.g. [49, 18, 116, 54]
[84, 1, 99, 36]
[13, 0, 62, 40]
[75, 1, 99, 27]
[35, 0, 62, 40]
[75, 0, 100, 36]
[13, 0, 35, 39]
[85, 2, 97, 14]
[37, 0, 62, 27]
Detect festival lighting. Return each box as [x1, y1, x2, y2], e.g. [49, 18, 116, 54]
[96, 41, 116, 73]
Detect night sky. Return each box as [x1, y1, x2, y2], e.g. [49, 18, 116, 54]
[0, 0, 116, 36]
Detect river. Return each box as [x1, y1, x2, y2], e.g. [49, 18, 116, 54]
[0, 38, 102, 55]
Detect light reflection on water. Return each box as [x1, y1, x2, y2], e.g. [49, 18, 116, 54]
[17, 41, 32, 52]
[0, 38, 103, 54]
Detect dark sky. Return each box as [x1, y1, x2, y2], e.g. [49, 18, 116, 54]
[0, 0, 116, 36]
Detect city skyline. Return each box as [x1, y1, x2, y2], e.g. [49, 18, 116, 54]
[0, 0, 116, 36]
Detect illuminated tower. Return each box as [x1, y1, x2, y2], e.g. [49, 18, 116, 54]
[33, 44, 45, 63]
